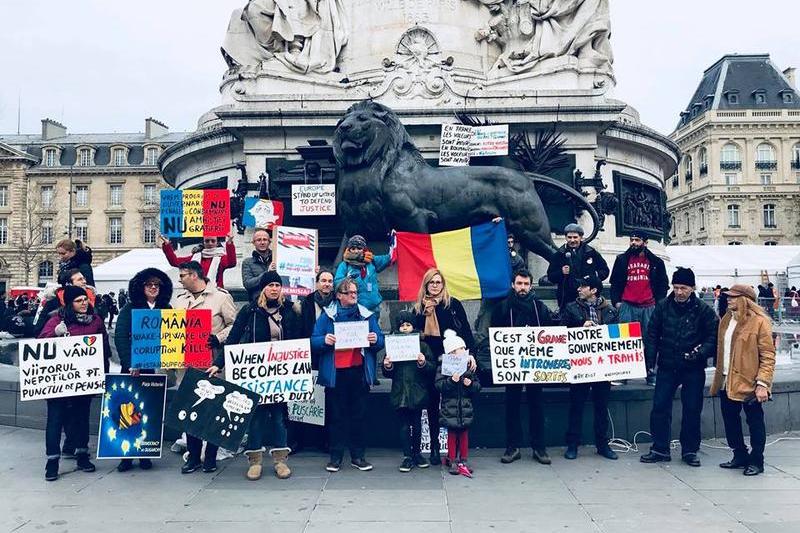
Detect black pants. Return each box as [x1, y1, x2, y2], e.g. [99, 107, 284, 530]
[649, 367, 705, 456]
[46, 396, 91, 458]
[328, 367, 368, 461]
[565, 381, 610, 448]
[397, 407, 423, 457]
[505, 384, 545, 450]
[719, 390, 766, 467]
[186, 434, 218, 466]
[426, 385, 441, 454]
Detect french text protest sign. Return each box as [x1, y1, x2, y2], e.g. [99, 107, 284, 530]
[440, 352, 470, 377]
[489, 323, 645, 385]
[224, 338, 313, 405]
[471, 125, 509, 157]
[439, 124, 474, 166]
[19, 334, 105, 401]
[288, 370, 325, 426]
[130, 309, 212, 370]
[291, 184, 336, 216]
[334, 321, 370, 350]
[385, 334, 421, 362]
[165, 368, 260, 451]
[97, 374, 167, 460]
[160, 189, 231, 238]
[243, 197, 284, 230]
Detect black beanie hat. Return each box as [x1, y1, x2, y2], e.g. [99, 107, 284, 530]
[258, 270, 283, 292]
[578, 274, 603, 294]
[395, 310, 416, 331]
[63, 286, 88, 308]
[671, 267, 696, 287]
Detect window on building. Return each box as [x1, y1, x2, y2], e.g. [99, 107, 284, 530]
[112, 148, 127, 166]
[698, 147, 708, 175]
[784, 92, 794, 104]
[763, 204, 777, 228]
[727, 204, 740, 228]
[720, 143, 742, 171]
[78, 148, 92, 166]
[40, 218, 53, 245]
[765, 241, 779, 246]
[755, 143, 777, 170]
[684, 155, 693, 181]
[725, 173, 738, 185]
[44, 148, 57, 167]
[38, 260, 54, 282]
[726, 92, 739, 105]
[792, 143, 800, 170]
[142, 217, 157, 244]
[728, 241, 743, 246]
[74, 217, 88, 242]
[75, 185, 89, 207]
[143, 184, 157, 206]
[684, 212, 690, 234]
[761, 173, 772, 185]
[40, 185, 54, 208]
[145, 147, 159, 166]
[699, 207, 705, 230]
[109, 217, 123, 244]
[109, 184, 123, 207]
[0, 218, 7, 245]
[671, 175, 679, 189]
[0, 185, 8, 207]
[754, 92, 766, 104]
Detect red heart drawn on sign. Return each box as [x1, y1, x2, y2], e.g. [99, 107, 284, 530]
[83, 336, 96, 347]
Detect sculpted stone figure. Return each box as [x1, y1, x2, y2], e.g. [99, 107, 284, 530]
[222, 0, 348, 75]
[332, 101, 597, 261]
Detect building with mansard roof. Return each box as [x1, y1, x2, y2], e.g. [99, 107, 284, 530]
[668, 54, 800, 246]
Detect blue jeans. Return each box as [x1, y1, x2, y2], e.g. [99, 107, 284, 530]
[649, 367, 705, 456]
[246, 403, 289, 453]
[618, 302, 655, 340]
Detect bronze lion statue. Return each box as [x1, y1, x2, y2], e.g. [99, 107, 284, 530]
[333, 100, 596, 260]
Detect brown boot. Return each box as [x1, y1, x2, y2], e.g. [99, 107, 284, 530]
[272, 449, 291, 479]
[245, 451, 263, 481]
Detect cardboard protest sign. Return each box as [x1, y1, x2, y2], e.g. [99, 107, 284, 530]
[291, 184, 336, 216]
[288, 370, 325, 426]
[160, 189, 230, 238]
[131, 309, 212, 369]
[97, 374, 167, 460]
[567, 323, 645, 383]
[385, 334, 421, 362]
[19, 334, 105, 401]
[471, 124, 509, 157]
[224, 338, 313, 405]
[439, 123, 473, 167]
[242, 197, 284, 230]
[165, 368, 260, 451]
[440, 352, 470, 377]
[334, 321, 370, 350]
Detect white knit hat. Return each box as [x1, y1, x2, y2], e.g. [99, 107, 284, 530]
[442, 329, 466, 354]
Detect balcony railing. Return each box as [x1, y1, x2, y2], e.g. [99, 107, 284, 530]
[720, 161, 742, 171]
[755, 161, 778, 171]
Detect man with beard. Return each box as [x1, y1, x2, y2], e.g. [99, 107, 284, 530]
[547, 224, 609, 312]
[295, 269, 335, 345]
[491, 269, 557, 465]
[609, 233, 668, 385]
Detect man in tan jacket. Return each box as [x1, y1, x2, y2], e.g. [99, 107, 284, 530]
[710, 284, 775, 476]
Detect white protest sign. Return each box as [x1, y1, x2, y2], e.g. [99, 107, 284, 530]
[288, 370, 325, 426]
[471, 124, 509, 157]
[490, 327, 571, 385]
[291, 184, 336, 216]
[385, 334, 421, 362]
[224, 338, 313, 405]
[567, 323, 645, 384]
[19, 334, 106, 401]
[420, 409, 447, 454]
[274, 225, 317, 278]
[334, 321, 370, 350]
[440, 351, 470, 377]
[438, 123, 473, 167]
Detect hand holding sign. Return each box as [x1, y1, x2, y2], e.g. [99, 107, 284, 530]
[441, 351, 469, 377]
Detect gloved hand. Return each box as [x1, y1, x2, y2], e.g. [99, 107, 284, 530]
[363, 250, 374, 263]
[54, 321, 69, 337]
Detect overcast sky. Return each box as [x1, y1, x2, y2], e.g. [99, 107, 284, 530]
[1, 0, 798, 137]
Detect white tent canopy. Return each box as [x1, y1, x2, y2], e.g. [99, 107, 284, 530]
[789, 250, 800, 289]
[664, 245, 800, 289]
[92, 249, 178, 294]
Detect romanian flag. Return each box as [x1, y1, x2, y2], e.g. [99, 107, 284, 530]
[160, 189, 231, 238]
[607, 322, 642, 339]
[395, 221, 512, 301]
[130, 309, 212, 369]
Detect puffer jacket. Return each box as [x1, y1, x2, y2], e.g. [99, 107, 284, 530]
[645, 293, 718, 371]
[380, 336, 435, 410]
[436, 364, 481, 430]
[560, 296, 619, 327]
[334, 253, 393, 312]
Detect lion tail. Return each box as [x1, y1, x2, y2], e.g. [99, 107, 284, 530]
[529, 173, 601, 244]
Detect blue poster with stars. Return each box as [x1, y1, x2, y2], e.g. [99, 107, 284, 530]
[96, 374, 167, 460]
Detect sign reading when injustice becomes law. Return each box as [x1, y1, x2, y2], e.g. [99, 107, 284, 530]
[160, 189, 231, 238]
[19, 334, 106, 401]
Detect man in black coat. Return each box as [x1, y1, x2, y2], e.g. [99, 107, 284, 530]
[641, 267, 718, 467]
[492, 269, 557, 466]
[547, 224, 609, 311]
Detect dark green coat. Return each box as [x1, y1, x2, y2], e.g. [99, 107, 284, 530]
[436, 365, 481, 430]
[380, 338, 435, 410]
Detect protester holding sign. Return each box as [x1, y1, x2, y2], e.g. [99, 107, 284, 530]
[561, 275, 620, 461]
[413, 269, 476, 466]
[160, 234, 236, 289]
[311, 278, 384, 473]
[39, 286, 111, 481]
[210, 270, 300, 481]
[490, 269, 556, 466]
[241, 228, 276, 301]
[113, 267, 173, 472]
[380, 310, 436, 472]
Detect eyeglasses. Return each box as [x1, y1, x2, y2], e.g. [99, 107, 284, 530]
[144, 282, 161, 288]
[427, 280, 443, 286]
[178, 272, 193, 278]
[339, 290, 358, 295]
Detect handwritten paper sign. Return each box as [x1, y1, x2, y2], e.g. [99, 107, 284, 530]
[471, 125, 509, 157]
[224, 338, 313, 404]
[19, 334, 106, 401]
[274, 225, 317, 279]
[131, 309, 212, 370]
[334, 321, 370, 350]
[385, 334, 421, 362]
[243, 197, 284, 229]
[439, 123, 473, 167]
[440, 352, 470, 377]
[291, 184, 336, 216]
[288, 370, 325, 426]
[160, 189, 230, 238]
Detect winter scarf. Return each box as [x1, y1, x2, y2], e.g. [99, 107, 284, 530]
[262, 300, 283, 341]
[508, 289, 542, 325]
[343, 249, 374, 279]
[314, 290, 334, 309]
[336, 302, 362, 321]
[586, 297, 602, 324]
[422, 295, 442, 338]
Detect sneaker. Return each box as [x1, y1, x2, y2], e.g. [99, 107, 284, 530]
[457, 462, 473, 478]
[399, 456, 414, 473]
[501, 447, 521, 464]
[448, 461, 460, 475]
[76, 453, 96, 472]
[564, 446, 578, 460]
[351, 458, 373, 471]
[181, 460, 202, 474]
[139, 459, 153, 470]
[326, 459, 341, 472]
[413, 453, 430, 469]
[532, 449, 551, 465]
[45, 458, 59, 481]
[117, 459, 134, 472]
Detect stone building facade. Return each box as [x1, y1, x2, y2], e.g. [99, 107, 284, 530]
[0, 118, 186, 289]
[668, 54, 800, 246]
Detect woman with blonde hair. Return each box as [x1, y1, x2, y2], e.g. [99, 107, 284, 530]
[412, 268, 476, 466]
[710, 284, 775, 476]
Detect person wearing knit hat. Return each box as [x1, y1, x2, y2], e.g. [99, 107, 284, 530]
[641, 265, 718, 467]
[547, 223, 609, 311]
[380, 310, 435, 472]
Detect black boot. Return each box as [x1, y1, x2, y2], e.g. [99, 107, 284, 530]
[76, 453, 96, 472]
[117, 459, 133, 472]
[45, 458, 59, 481]
[429, 448, 441, 466]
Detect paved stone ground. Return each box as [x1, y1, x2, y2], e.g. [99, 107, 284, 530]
[2, 426, 800, 533]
